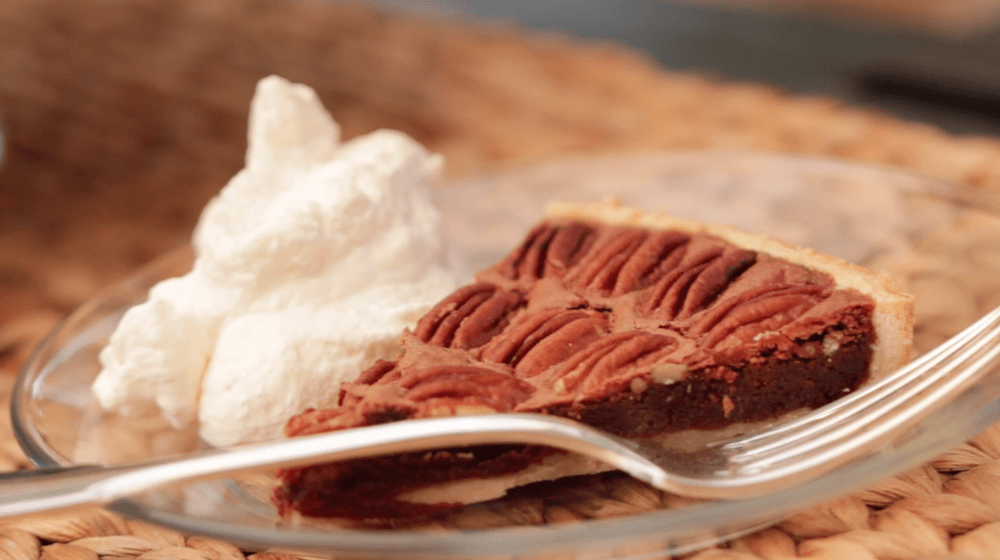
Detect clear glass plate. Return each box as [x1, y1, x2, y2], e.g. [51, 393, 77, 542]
[14, 152, 1000, 559]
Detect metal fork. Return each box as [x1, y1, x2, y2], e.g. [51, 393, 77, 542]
[5, 306, 1000, 519]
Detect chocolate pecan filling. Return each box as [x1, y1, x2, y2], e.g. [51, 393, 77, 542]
[275, 219, 877, 520]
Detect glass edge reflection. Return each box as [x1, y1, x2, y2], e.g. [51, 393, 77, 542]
[12, 152, 1000, 558]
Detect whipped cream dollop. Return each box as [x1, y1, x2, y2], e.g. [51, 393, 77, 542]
[92, 76, 460, 447]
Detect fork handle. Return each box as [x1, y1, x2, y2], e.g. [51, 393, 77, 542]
[0, 414, 658, 520]
[0, 464, 129, 517]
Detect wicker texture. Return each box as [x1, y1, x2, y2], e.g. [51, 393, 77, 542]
[5, 0, 1000, 557]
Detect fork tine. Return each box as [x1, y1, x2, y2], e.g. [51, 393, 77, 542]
[668, 315, 1000, 498]
[725, 306, 1000, 469]
[741, 308, 995, 444]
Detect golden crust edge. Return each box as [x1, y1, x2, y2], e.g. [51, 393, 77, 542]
[546, 199, 916, 380]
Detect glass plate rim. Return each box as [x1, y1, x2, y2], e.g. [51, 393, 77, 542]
[12, 150, 1000, 557]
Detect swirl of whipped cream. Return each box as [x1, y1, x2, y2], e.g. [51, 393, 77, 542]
[93, 76, 459, 446]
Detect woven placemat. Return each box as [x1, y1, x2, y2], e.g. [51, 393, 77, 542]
[5, 0, 1000, 558]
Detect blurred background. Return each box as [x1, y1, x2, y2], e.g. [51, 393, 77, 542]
[5, 0, 1000, 376]
[374, 0, 1000, 135]
[4, 0, 1000, 551]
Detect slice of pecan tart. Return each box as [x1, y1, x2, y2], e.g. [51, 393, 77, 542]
[274, 200, 915, 521]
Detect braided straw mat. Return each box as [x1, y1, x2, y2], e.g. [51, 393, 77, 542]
[6, 0, 1000, 558]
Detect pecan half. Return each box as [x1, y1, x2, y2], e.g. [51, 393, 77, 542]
[338, 359, 402, 410]
[496, 222, 596, 281]
[399, 365, 535, 412]
[611, 230, 690, 295]
[641, 246, 756, 319]
[676, 248, 756, 319]
[642, 259, 713, 319]
[566, 229, 648, 293]
[412, 283, 524, 349]
[480, 309, 609, 377]
[695, 286, 827, 349]
[285, 407, 357, 437]
[355, 359, 399, 386]
[545, 331, 679, 395]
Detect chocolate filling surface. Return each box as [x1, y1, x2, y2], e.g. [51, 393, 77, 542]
[275, 219, 877, 520]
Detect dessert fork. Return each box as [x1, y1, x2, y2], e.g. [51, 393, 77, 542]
[5, 305, 1000, 520]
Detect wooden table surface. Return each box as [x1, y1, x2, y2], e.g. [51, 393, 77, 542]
[6, 1, 1000, 558]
